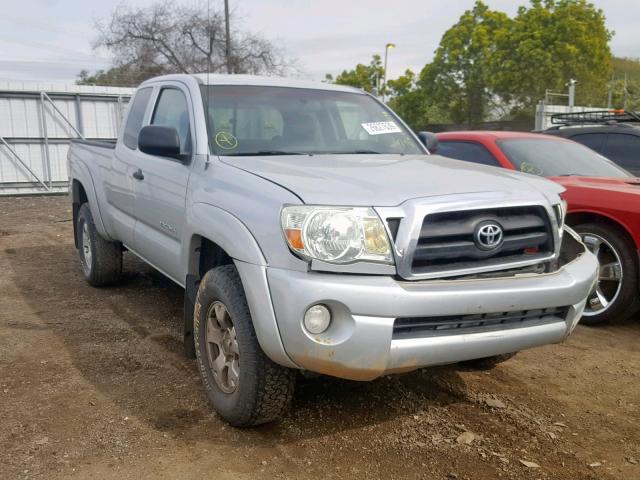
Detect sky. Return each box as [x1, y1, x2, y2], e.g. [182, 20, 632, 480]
[0, 0, 638, 85]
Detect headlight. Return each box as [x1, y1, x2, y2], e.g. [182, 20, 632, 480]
[281, 205, 393, 264]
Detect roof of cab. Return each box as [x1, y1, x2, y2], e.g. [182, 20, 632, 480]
[139, 73, 365, 94]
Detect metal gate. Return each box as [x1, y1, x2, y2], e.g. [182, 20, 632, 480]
[0, 82, 134, 195]
[535, 102, 606, 131]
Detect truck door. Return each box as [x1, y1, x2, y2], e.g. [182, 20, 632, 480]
[106, 86, 153, 247]
[131, 84, 194, 284]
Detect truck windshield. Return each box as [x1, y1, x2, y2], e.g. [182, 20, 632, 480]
[499, 138, 632, 178]
[201, 85, 424, 156]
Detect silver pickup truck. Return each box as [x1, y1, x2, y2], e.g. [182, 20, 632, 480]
[68, 74, 598, 427]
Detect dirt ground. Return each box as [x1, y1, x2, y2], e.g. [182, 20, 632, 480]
[1, 195, 639, 480]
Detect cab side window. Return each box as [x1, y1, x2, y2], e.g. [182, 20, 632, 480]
[437, 141, 501, 167]
[151, 88, 192, 155]
[602, 133, 640, 171]
[571, 133, 606, 154]
[123, 87, 153, 150]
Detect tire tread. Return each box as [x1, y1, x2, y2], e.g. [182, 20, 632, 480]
[77, 203, 122, 286]
[195, 265, 295, 427]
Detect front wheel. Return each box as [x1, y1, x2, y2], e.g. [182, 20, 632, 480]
[574, 223, 639, 325]
[194, 265, 296, 427]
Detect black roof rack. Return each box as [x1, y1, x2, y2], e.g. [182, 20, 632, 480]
[550, 110, 640, 126]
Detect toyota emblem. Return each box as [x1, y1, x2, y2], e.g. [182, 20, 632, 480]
[475, 222, 504, 250]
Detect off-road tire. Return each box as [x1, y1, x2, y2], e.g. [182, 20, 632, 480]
[194, 264, 296, 427]
[574, 223, 639, 325]
[459, 353, 517, 370]
[76, 203, 122, 286]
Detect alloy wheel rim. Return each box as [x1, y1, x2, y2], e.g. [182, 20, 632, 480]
[81, 222, 92, 274]
[205, 301, 240, 394]
[581, 232, 623, 316]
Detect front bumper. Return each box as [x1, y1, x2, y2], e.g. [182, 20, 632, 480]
[237, 231, 598, 381]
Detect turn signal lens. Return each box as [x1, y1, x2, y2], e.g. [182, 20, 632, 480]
[363, 217, 391, 255]
[284, 229, 304, 250]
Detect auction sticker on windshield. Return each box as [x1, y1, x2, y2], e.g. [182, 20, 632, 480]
[361, 121, 402, 135]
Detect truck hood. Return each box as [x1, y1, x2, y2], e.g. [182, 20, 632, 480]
[220, 154, 563, 206]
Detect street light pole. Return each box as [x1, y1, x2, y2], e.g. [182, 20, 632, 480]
[382, 42, 395, 102]
[224, 0, 232, 74]
[567, 78, 577, 112]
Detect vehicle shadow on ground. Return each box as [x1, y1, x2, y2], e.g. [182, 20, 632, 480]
[2, 243, 578, 447]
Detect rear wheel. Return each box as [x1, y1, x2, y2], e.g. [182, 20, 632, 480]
[76, 203, 122, 286]
[574, 223, 639, 325]
[194, 265, 296, 427]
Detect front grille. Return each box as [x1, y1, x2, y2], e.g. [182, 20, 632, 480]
[411, 206, 554, 276]
[393, 306, 569, 339]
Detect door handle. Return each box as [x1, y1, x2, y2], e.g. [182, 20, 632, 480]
[132, 169, 144, 181]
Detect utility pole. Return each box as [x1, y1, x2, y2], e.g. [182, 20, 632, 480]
[224, 0, 232, 74]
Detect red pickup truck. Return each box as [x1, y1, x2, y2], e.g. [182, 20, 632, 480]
[435, 131, 640, 325]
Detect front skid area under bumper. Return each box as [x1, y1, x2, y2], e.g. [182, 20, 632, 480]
[237, 232, 598, 381]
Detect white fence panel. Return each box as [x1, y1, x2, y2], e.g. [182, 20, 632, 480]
[0, 83, 133, 195]
[535, 103, 606, 131]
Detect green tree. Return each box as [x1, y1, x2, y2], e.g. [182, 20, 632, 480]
[492, 0, 612, 112]
[419, 2, 511, 124]
[609, 57, 640, 110]
[330, 55, 384, 93]
[387, 69, 448, 128]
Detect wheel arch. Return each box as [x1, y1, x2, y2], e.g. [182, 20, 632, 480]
[566, 210, 640, 287]
[566, 210, 638, 251]
[68, 159, 111, 241]
[70, 178, 89, 248]
[181, 205, 295, 368]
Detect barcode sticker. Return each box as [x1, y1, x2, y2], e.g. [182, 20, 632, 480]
[361, 121, 402, 135]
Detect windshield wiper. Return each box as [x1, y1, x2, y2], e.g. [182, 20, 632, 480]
[225, 150, 311, 156]
[557, 173, 587, 176]
[327, 150, 384, 154]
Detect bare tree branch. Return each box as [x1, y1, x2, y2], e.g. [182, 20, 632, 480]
[84, 0, 294, 86]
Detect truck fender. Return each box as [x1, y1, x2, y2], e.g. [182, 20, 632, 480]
[185, 202, 267, 268]
[68, 159, 112, 241]
[182, 202, 298, 369]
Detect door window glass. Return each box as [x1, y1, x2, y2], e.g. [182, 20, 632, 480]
[571, 133, 607, 153]
[602, 133, 640, 171]
[152, 88, 192, 154]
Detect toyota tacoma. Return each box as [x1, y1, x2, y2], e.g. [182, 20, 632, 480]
[68, 74, 598, 426]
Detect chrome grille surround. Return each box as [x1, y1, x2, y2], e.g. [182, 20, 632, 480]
[376, 191, 561, 281]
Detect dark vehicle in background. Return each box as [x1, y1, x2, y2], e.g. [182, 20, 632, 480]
[543, 110, 640, 176]
[435, 131, 640, 325]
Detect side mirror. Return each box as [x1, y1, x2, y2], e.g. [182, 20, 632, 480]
[138, 125, 182, 159]
[417, 131, 439, 152]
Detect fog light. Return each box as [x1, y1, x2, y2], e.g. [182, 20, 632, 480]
[303, 304, 331, 334]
